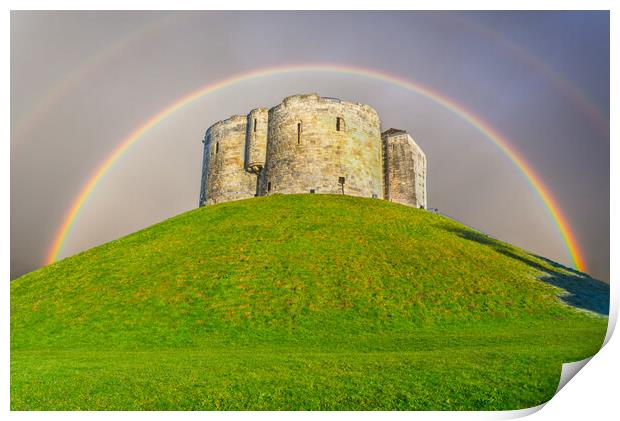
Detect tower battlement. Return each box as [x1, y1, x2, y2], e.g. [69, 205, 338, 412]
[199, 94, 427, 209]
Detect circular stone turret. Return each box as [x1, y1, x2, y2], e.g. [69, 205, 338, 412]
[245, 108, 269, 173]
[260, 93, 383, 198]
[203, 115, 257, 205]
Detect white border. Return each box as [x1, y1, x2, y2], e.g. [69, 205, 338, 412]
[4, 2, 616, 419]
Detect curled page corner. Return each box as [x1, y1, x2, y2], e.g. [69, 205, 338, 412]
[603, 307, 616, 346]
[495, 403, 546, 419]
[555, 357, 592, 395]
[499, 357, 595, 419]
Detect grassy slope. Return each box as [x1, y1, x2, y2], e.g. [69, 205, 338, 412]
[11, 194, 608, 410]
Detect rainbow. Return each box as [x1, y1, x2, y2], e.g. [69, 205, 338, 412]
[45, 63, 587, 272]
[14, 14, 608, 148]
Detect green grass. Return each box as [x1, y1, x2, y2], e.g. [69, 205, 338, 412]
[11, 194, 609, 410]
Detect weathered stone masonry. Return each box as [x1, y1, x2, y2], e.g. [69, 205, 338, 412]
[199, 93, 427, 209]
[382, 128, 427, 209]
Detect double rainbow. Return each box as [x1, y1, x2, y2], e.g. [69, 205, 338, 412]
[45, 63, 587, 272]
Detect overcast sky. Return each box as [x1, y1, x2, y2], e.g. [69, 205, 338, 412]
[10, 11, 609, 281]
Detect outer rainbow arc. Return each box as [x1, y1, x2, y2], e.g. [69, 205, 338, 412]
[45, 63, 586, 272]
[12, 13, 182, 146]
[444, 13, 609, 140]
[15, 15, 608, 148]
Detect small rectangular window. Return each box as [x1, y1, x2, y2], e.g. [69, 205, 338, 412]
[310, 189, 315, 194]
[216, 142, 219, 154]
[297, 122, 302, 144]
[336, 117, 341, 131]
[254, 118, 257, 133]
[267, 182, 272, 192]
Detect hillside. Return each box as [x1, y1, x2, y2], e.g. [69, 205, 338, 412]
[11, 194, 609, 410]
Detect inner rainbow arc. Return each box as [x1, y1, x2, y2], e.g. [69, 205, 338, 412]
[45, 63, 586, 272]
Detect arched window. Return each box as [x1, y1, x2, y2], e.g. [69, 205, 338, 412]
[267, 182, 272, 192]
[297, 122, 302, 144]
[336, 117, 344, 131]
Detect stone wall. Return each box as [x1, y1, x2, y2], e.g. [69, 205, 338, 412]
[201, 115, 258, 205]
[382, 129, 427, 208]
[260, 94, 383, 198]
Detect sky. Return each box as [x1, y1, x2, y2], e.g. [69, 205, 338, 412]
[10, 11, 609, 281]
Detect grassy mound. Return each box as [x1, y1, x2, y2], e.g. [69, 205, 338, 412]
[11, 194, 609, 410]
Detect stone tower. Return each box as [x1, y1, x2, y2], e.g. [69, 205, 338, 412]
[261, 94, 383, 198]
[382, 129, 427, 209]
[245, 107, 269, 174]
[199, 93, 427, 209]
[199, 115, 257, 206]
